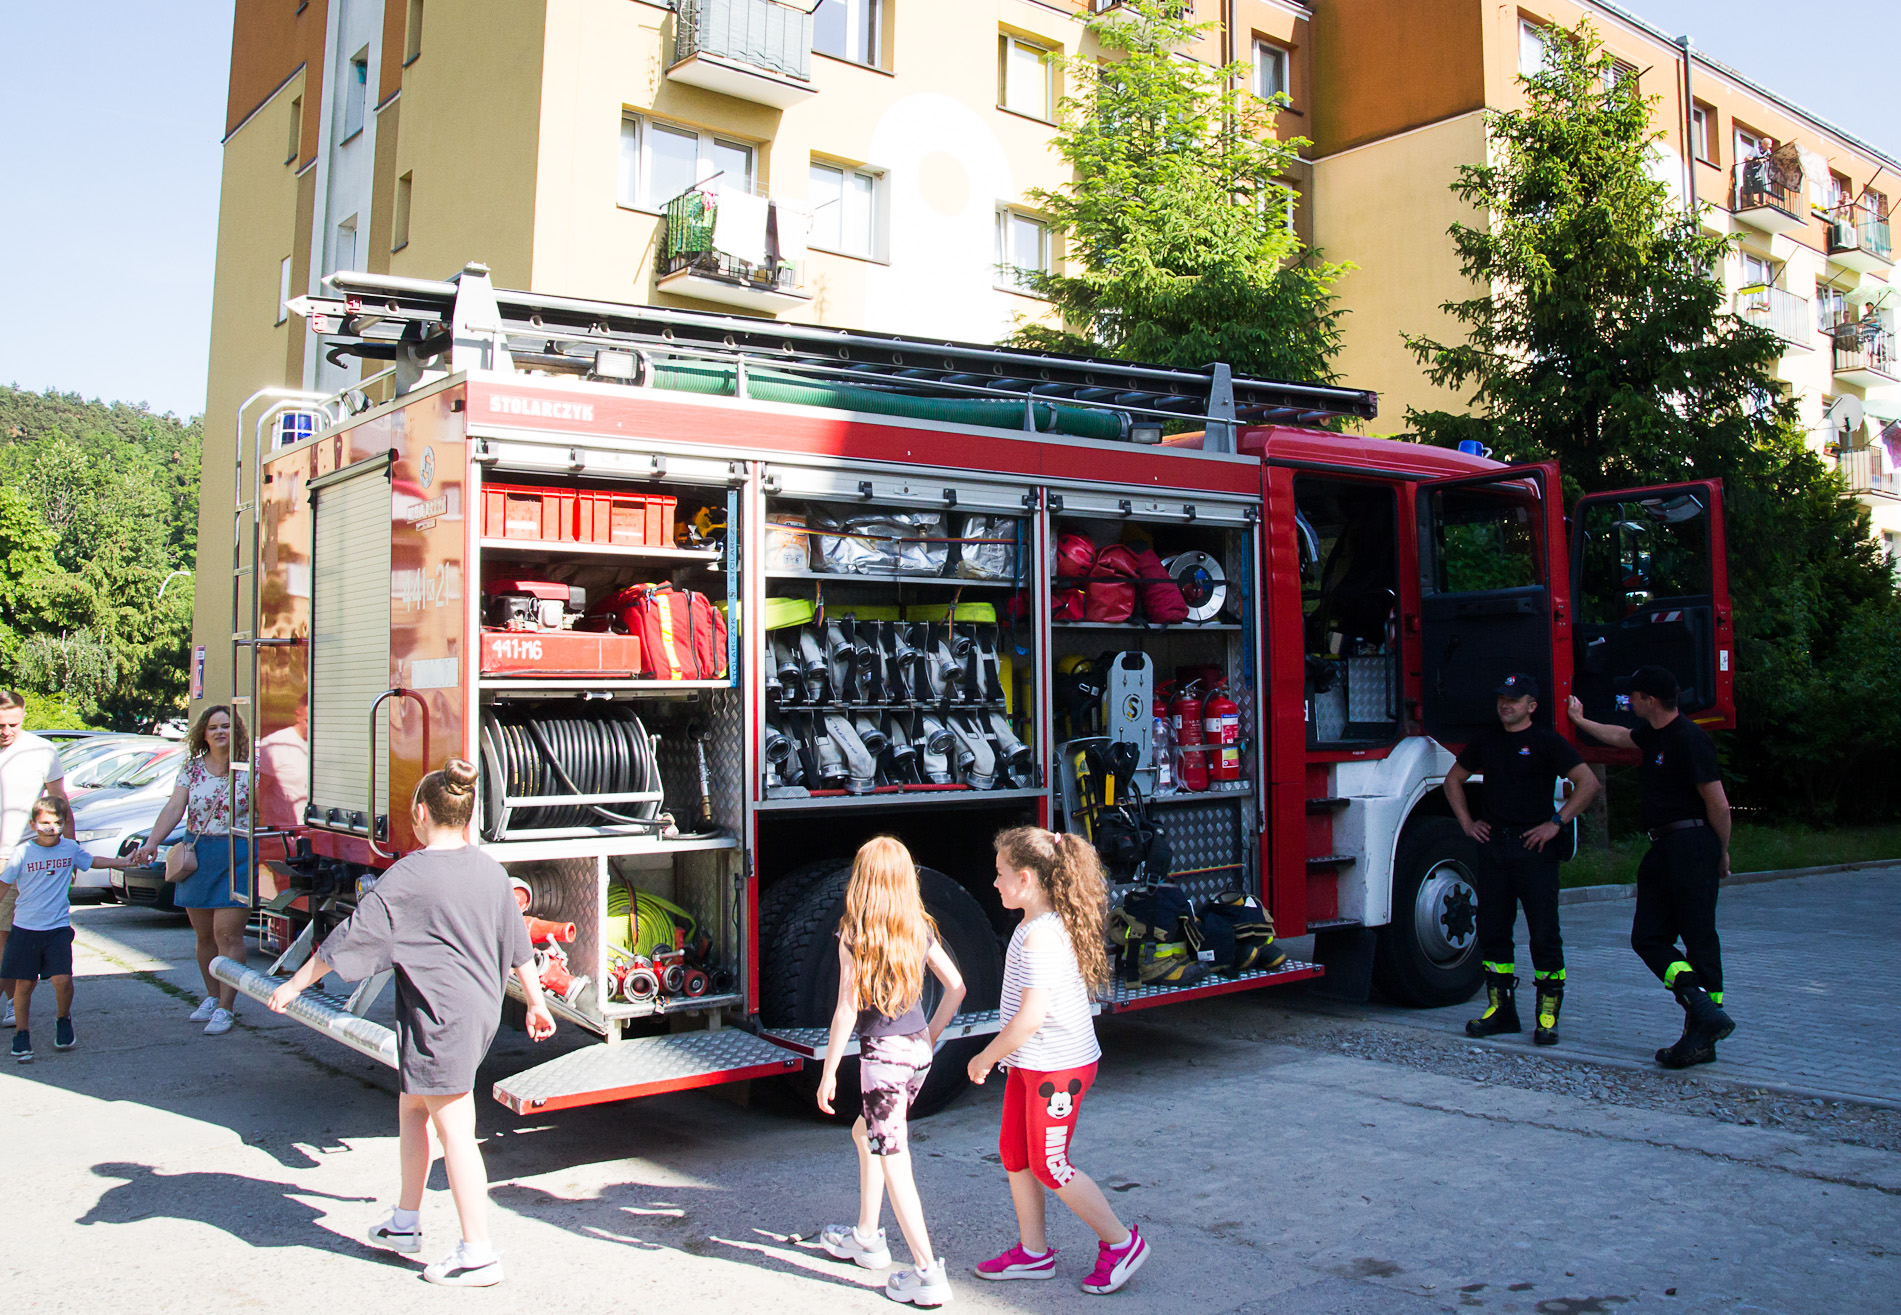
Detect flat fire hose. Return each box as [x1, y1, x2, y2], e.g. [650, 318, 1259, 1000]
[210, 955, 398, 1069]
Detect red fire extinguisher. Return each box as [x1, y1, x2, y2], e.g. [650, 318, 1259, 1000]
[1204, 682, 1241, 785]
[1171, 682, 1208, 793]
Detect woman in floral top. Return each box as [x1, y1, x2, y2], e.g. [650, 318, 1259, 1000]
[136, 706, 253, 1035]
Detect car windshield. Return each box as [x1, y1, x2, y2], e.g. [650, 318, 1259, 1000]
[120, 752, 183, 789]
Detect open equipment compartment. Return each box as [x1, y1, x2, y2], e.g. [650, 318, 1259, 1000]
[470, 446, 747, 1042]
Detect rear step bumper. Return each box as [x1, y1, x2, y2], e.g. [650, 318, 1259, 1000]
[494, 1029, 801, 1114]
[211, 955, 398, 1068]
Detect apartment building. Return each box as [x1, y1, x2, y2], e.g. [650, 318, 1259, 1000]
[194, 0, 1312, 705]
[1309, 0, 1901, 546]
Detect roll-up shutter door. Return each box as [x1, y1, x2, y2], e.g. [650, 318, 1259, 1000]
[765, 463, 1032, 514]
[307, 457, 393, 833]
[1050, 487, 1257, 526]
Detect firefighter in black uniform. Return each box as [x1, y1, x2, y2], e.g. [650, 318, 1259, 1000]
[1569, 665, 1736, 1068]
[1444, 673, 1598, 1044]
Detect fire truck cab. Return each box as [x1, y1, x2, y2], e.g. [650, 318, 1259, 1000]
[216, 265, 1731, 1115]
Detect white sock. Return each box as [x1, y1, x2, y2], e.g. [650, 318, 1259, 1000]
[457, 1239, 495, 1264]
[391, 1207, 419, 1230]
[1021, 1245, 1050, 1257]
[853, 1225, 878, 1245]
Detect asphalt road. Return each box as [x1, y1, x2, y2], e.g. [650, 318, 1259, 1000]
[3, 896, 1895, 1315]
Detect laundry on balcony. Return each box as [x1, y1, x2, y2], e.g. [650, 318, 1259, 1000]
[712, 186, 770, 265]
[657, 183, 811, 313]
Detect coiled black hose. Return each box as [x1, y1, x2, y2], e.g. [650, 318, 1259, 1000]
[479, 705, 664, 840]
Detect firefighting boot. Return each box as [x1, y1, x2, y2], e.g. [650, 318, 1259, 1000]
[1465, 970, 1522, 1037]
[1532, 980, 1564, 1046]
[1656, 969, 1734, 1069]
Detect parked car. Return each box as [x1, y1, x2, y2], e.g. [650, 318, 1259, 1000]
[33, 729, 110, 743]
[71, 756, 184, 901]
[68, 743, 180, 801]
[110, 824, 188, 913]
[60, 735, 170, 796]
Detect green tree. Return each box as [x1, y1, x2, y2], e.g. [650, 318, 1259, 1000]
[0, 386, 202, 729]
[1403, 19, 1900, 822]
[1006, 0, 1348, 384]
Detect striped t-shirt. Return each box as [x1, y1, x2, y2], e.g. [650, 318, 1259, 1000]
[998, 911, 1101, 1071]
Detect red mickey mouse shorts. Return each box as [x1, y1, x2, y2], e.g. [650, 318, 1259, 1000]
[999, 1062, 1098, 1189]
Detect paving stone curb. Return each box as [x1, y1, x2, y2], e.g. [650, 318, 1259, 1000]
[1559, 858, 1899, 906]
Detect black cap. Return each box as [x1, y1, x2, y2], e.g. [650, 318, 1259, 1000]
[1615, 665, 1679, 700]
[1494, 673, 1539, 699]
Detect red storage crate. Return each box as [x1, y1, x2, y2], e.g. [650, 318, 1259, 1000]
[481, 630, 645, 677]
[576, 490, 676, 547]
[483, 483, 578, 544]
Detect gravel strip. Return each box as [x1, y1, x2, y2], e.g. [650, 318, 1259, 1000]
[1284, 1019, 1901, 1154]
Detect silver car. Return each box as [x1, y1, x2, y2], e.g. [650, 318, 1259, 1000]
[70, 754, 183, 901]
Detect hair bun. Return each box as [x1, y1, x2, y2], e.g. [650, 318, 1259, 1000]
[441, 757, 479, 794]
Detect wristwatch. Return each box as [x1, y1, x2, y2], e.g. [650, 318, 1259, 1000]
[1551, 811, 1565, 828]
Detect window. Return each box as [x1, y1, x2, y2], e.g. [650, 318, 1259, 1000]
[1603, 59, 1636, 97]
[392, 172, 412, 251]
[813, 0, 878, 67]
[404, 0, 423, 64]
[1829, 172, 1852, 210]
[341, 48, 368, 142]
[1867, 188, 1890, 221]
[810, 161, 882, 259]
[1818, 284, 1846, 333]
[334, 217, 357, 276]
[1691, 102, 1714, 164]
[1254, 40, 1288, 102]
[1000, 36, 1053, 121]
[1740, 251, 1774, 288]
[618, 115, 753, 211]
[1735, 124, 1767, 163]
[1884, 530, 1901, 578]
[995, 209, 1050, 293]
[277, 256, 292, 325]
[1518, 20, 1547, 77]
[287, 96, 302, 164]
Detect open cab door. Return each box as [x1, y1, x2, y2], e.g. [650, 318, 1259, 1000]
[1415, 463, 1569, 745]
[1570, 480, 1734, 744]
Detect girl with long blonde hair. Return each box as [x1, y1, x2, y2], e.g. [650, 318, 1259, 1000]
[817, 837, 966, 1307]
[966, 827, 1148, 1295]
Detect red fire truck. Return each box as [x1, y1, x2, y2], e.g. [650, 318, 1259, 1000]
[213, 265, 1732, 1115]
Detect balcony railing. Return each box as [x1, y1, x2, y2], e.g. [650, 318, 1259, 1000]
[674, 0, 812, 81]
[1735, 283, 1810, 347]
[656, 182, 807, 311]
[1833, 324, 1898, 383]
[1731, 160, 1806, 233]
[1825, 205, 1894, 270]
[1837, 446, 1901, 498]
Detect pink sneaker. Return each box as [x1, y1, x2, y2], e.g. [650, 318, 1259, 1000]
[1081, 1225, 1148, 1294]
[974, 1243, 1057, 1281]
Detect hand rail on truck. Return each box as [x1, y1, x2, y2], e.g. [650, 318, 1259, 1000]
[210, 955, 397, 1069]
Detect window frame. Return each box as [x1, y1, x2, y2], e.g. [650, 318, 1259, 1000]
[334, 216, 358, 278]
[392, 172, 413, 252]
[287, 95, 303, 165]
[999, 34, 1055, 123]
[1735, 123, 1768, 164]
[994, 207, 1052, 295]
[812, 0, 881, 69]
[277, 256, 292, 326]
[404, 0, 423, 65]
[1253, 39, 1289, 104]
[617, 114, 755, 214]
[341, 48, 369, 144]
[1518, 19, 1547, 78]
[1690, 101, 1715, 165]
[808, 159, 886, 262]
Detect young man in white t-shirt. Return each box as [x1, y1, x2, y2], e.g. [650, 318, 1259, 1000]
[0, 690, 72, 1028]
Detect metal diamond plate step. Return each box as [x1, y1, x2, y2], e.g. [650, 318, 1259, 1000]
[1102, 957, 1324, 1012]
[760, 1009, 1008, 1062]
[493, 1028, 801, 1114]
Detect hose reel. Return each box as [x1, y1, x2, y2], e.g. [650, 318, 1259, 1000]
[479, 704, 665, 841]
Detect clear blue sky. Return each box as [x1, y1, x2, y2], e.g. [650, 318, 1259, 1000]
[0, 2, 1893, 421]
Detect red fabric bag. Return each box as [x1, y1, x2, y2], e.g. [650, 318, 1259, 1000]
[1085, 543, 1140, 624]
[595, 585, 728, 680]
[1054, 532, 1097, 621]
[1131, 546, 1189, 624]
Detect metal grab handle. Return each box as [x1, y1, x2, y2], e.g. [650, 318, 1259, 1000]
[366, 687, 430, 859]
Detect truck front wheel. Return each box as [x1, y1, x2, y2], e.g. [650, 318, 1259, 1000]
[1371, 816, 1483, 1007]
[763, 864, 1002, 1120]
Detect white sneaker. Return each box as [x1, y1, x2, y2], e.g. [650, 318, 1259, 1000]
[821, 1223, 892, 1269]
[423, 1241, 504, 1287]
[188, 998, 218, 1023]
[887, 1259, 952, 1307]
[366, 1208, 422, 1255]
[203, 1008, 235, 1036]
[3, 1001, 14, 1028]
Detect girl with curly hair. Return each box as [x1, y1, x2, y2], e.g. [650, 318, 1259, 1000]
[967, 826, 1148, 1295]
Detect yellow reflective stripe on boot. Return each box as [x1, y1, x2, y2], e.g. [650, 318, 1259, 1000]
[1664, 960, 1693, 988]
[1535, 968, 1565, 981]
[1709, 991, 1723, 1005]
[1483, 961, 1515, 976]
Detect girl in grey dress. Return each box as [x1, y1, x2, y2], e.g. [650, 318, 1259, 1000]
[269, 758, 555, 1287]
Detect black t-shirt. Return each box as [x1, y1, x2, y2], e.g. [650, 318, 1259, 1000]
[1630, 716, 1721, 830]
[1456, 723, 1584, 826]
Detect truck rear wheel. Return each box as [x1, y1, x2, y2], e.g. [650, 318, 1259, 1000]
[1372, 816, 1483, 1007]
[763, 864, 1002, 1121]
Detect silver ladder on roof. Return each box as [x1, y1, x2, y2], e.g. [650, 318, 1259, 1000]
[287, 262, 1379, 450]
[228, 388, 336, 914]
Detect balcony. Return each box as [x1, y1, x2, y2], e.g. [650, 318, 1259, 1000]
[1825, 206, 1894, 275]
[1837, 446, 1901, 499]
[1735, 283, 1811, 349]
[655, 183, 812, 314]
[1730, 160, 1807, 235]
[668, 0, 817, 110]
[1833, 324, 1899, 387]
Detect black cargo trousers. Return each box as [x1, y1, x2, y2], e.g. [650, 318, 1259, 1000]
[1472, 828, 1564, 979]
[1631, 824, 1724, 997]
